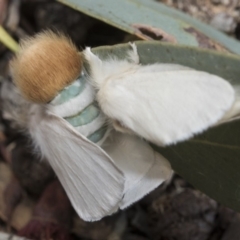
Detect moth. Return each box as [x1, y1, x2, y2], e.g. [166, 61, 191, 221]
[9, 31, 240, 222]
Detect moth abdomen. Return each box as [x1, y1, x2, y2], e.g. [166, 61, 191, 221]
[49, 73, 109, 145]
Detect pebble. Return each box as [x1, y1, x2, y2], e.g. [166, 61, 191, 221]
[210, 12, 236, 33]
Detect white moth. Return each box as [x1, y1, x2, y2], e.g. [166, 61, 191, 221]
[28, 64, 172, 221]
[9, 32, 240, 222]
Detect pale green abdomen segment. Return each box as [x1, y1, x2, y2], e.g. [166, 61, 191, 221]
[52, 78, 87, 105]
[51, 74, 108, 144]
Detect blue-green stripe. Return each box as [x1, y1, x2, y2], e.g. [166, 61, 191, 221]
[65, 103, 100, 127]
[87, 126, 108, 143]
[52, 77, 86, 105]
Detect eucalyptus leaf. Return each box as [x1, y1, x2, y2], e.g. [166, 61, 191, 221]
[58, 0, 240, 54]
[92, 41, 240, 212]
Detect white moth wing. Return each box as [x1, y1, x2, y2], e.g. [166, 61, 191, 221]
[30, 111, 124, 221]
[102, 131, 154, 190]
[97, 68, 235, 146]
[102, 131, 173, 208]
[218, 85, 240, 124]
[120, 152, 172, 209]
[135, 63, 193, 73]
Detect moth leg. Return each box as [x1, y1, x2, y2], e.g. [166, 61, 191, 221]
[127, 42, 140, 64]
[113, 120, 134, 134]
[83, 47, 102, 69]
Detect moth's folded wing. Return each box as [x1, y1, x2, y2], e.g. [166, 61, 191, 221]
[120, 152, 172, 209]
[102, 131, 172, 208]
[31, 113, 124, 221]
[98, 69, 235, 146]
[218, 85, 240, 124]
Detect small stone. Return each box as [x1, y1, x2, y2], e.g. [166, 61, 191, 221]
[210, 12, 237, 33]
[211, 0, 221, 4]
[221, 0, 230, 5]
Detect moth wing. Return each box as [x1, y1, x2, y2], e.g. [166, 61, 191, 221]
[102, 131, 172, 208]
[135, 63, 193, 72]
[31, 112, 124, 221]
[218, 85, 240, 124]
[120, 152, 172, 209]
[97, 68, 235, 146]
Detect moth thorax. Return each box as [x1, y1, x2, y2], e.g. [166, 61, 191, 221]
[50, 74, 109, 145]
[11, 30, 82, 103]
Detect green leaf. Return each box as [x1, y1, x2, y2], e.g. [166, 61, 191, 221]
[58, 0, 240, 54]
[92, 41, 240, 212]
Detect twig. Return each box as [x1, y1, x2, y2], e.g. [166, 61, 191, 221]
[0, 26, 19, 52]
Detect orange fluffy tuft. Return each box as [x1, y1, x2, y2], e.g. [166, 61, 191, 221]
[10, 30, 82, 103]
